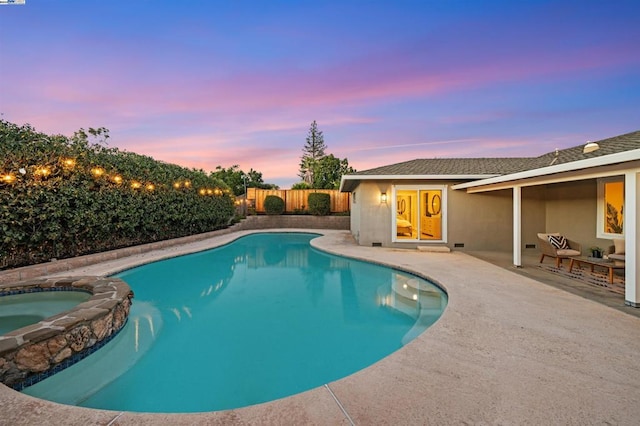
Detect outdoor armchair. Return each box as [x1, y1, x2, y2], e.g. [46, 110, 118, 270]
[537, 233, 582, 268]
[607, 238, 626, 262]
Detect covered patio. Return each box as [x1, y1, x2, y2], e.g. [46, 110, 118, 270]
[454, 150, 640, 308]
[467, 249, 639, 318]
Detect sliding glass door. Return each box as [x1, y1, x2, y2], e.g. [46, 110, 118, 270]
[394, 186, 445, 242]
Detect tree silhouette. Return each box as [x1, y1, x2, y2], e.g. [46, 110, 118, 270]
[298, 120, 327, 185]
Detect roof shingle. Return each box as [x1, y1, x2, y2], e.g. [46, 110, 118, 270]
[350, 130, 640, 177]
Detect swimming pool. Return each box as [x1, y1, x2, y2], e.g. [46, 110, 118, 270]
[23, 232, 447, 413]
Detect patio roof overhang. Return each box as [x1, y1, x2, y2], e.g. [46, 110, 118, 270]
[339, 174, 497, 192]
[452, 149, 640, 193]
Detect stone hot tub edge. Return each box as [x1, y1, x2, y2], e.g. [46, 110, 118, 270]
[0, 276, 134, 390]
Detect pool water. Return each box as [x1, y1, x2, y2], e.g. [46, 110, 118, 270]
[0, 291, 91, 335]
[23, 233, 447, 413]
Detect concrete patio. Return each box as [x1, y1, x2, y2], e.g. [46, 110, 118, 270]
[2, 229, 640, 425]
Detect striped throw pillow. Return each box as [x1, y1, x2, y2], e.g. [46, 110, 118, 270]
[548, 235, 569, 249]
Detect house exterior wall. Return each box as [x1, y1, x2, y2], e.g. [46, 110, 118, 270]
[348, 178, 617, 252]
[447, 188, 512, 250]
[543, 179, 611, 252]
[349, 180, 544, 250]
[522, 186, 547, 250]
[350, 184, 362, 243]
[350, 181, 392, 246]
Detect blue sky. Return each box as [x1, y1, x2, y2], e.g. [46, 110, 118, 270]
[1, 0, 639, 188]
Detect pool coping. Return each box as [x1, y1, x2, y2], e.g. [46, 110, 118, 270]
[0, 277, 134, 390]
[2, 229, 640, 425]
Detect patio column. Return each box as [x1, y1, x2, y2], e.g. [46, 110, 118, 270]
[624, 170, 639, 307]
[513, 185, 522, 267]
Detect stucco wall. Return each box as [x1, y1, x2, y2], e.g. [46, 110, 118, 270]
[348, 181, 557, 251]
[522, 186, 547, 250]
[346, 177, 620, 253]
[351, 181, 393, 246]
[447, 188, 513, 250]
[543, 179, 610, 251]
[349, 180, 519, 250]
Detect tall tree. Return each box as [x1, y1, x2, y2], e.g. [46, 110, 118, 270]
[298, 120, 327, 185]
[312, 154, 356, 189]
[210, 165, 278, 196]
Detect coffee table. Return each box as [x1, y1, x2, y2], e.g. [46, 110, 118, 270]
[568, 256, 625, 284]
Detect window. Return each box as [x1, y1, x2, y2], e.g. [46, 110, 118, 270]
[597, 177, 624, 238]
[393, 185, 446, 242]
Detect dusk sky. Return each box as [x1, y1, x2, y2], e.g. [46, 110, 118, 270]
[1, 1, 639, 188]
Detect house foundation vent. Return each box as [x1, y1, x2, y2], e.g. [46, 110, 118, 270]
[372, 242, 382, 247]
[525, 244, 536, 249]
[454, 243, 464, 248]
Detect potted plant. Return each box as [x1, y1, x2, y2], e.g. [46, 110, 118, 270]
[589, 246, 603, 258]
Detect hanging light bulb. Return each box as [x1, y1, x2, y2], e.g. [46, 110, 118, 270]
[2, 174, 16, 183]
[91, 167, 105, 177]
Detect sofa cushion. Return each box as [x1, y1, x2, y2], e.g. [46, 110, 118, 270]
[609, 253, 625, 261]
[548, 234, 569, 249]
[613, 238, 625, 254]
[557, 249, 580, 256]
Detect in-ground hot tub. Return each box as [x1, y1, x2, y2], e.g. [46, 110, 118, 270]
[0, 291, 92, 335]
[0, 276, 134, 390]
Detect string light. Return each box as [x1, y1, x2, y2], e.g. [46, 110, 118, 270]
[2, 174, 16, 184]
[146, 183, 155, 191]
[61, 158, 76, 168]
[131, 181, 142, 189]
[112, 175, 123, 184]
[91, 167, 105, 177]
[35, 167, 51, 177]
[173, 182, 181, 189]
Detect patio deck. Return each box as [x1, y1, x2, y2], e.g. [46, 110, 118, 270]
[467, 249, 638, 319]
[2, 229, 640, 425]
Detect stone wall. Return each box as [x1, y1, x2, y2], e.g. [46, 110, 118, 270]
[235, 215, 350, 230]
[0, 276, 133, 390]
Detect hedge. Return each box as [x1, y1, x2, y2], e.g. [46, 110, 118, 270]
[264, 195, 285, 215]
[0, 120, 235, 269]
[308, 193, 331, 216]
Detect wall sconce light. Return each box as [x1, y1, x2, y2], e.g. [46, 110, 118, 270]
[380, 192, 387, 204]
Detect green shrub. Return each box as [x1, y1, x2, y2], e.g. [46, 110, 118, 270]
[308, 193, 330, 216]
[264, 195, 285, 215]
[0, 120, 235, 269]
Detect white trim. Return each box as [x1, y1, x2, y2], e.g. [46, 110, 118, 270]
[340, 174, 497, 192]
[513, 186, 522, 267]
[624, 170, 638, 305]
[391, 184, 447, 244]
[596, 177, 625, 239]
[453, 149, 640, 190]
[343, 174, 496, 181]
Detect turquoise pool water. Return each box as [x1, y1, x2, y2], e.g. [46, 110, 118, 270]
[0, 291, 91, 335]
[23, 233, 447, 413]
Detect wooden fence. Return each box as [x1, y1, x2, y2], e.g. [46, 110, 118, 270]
[247, 188, 350, 213]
